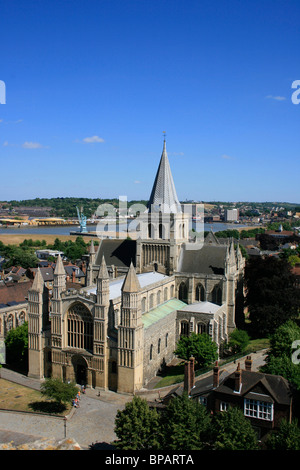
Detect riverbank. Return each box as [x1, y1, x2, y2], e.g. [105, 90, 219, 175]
[0, 233, 98, 246]
[0, 224, 265, 246]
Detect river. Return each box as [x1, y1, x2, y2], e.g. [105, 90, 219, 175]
[0, 222, 248, 236]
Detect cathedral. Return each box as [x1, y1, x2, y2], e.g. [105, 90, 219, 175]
[27, 139, 245, 394]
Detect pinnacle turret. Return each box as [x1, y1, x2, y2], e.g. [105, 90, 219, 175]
[31, 267, 44, 292]
[121, 262, 140, 293]
[90, 239, 95, 255]
[98, 255, 109, 279]
[54, 254, 65, 276]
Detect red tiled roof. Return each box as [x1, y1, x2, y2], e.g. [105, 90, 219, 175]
[0, 280, 33, 305]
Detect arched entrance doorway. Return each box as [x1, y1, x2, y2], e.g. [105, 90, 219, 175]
[72, 354, 88, 386]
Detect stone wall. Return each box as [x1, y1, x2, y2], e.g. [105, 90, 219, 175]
[143, 309, 177, 385]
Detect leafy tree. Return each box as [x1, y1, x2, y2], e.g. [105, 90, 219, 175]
[161, 392, 211, 450]
[211, 406, 259, 450]
[174, 332, 218, 369]
[114, 396, 161, 450]
[245, 257, 300, 337]
[2, 246, 39, 269]
[40, 378, 78, 405]
[268, 320, 300, 358]
[5, 322, 28, 369]
[260, 321, 300, 390]
[266, 419, 300, 450]
[228, 329, 250, 354]
[261, 354, 300, 391]
[288, 254, 300, 267]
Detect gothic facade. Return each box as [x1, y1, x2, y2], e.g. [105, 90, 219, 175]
[27, 139, 245, 394]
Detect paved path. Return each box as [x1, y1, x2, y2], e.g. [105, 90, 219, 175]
[0, 350, 268, 449]
[0, 368, 131, 449]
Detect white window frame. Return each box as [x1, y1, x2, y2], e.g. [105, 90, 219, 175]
[220, 401, 229, 412]
[244, 398, 273, 421]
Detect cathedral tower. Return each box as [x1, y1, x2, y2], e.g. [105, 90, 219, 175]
[136, 137, 190, 275]
[117, 262, 144, 393]
[93, 256, 110, 389]
[28, 268, 49, 378]
[50, 254, 66, 377]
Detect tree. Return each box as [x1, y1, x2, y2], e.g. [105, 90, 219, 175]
[3, 246, 39, 269]
[174, 332, 218, 369]
[40, 378, 78, 405]
[245, 257, 300, 337]
[260, 321, 300, 390]
[5, 322, 28, 369]
[211, 406, 259, 450]
[114, 396, 161, 450]
[161, 392, 211, 450]
[227, 329, 250, 354]
[266, 419, 300, 450]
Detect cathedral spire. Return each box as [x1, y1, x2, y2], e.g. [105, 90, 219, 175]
[147, 137, 181, 214]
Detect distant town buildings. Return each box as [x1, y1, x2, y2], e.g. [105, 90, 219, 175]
[224, 208, 239, 222]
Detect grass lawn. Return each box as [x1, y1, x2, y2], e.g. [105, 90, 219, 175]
[153, 338, 270, 389]
[0, 379, 71, 416]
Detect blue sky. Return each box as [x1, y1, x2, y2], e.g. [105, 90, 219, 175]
[0, 0, 300, 203]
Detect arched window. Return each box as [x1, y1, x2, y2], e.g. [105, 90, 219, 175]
[157, 290, 161, 305]
[195, 284, 205, 301]
[7, 314, 13, 331]
[18, 311, 26, 326]
[212, 285, 222, 305]
[158, 338, 161, 354]
[197, 322, 206, 334]
[165, 333, 168, 348]
[114, 309, 119, 328]
[164, 287, 168, 302]
[149, 293, 154, 309]
[180, 320, 189, 337]
[141, 297, 146, 314]
[67, 302, 93, 352]
[150, 344, 153, 361]
[159, 223, 163, 239]
[178, 282, 188, 302]
[148, 223, 155, 239]
[170, 285, 174, 298]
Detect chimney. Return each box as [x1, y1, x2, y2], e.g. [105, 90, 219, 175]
[234, 363, 242, 393]
[81, 261, 86, 274]
[184, 360, 191, 394]
[189, 356, 195, 390]
[72, 270, 76, 283]
[213, 361, 219, 388]
[245, 355, 252, 371]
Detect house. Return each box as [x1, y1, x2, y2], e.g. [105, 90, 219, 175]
[181, 356, 294, 443]
[35, 249, 64, 260]
[27, 266, 55, 289]
[63, 264, 85, 285]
